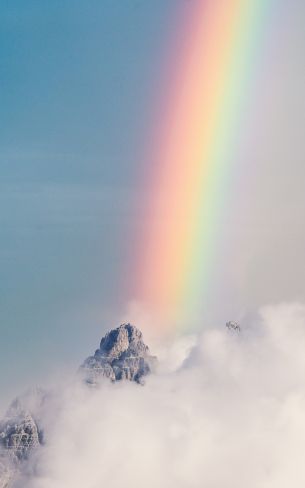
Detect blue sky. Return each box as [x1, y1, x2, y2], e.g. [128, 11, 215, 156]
[0, 0, 178, 403]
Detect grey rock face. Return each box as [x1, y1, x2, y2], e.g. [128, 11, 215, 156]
[0, 411, 41, 461]
[0, 388, 45, 486]
[0, 389, 44, 462]
[80, 323, 157, 385]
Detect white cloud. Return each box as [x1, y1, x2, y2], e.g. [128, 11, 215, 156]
[15, 303, 305, 488]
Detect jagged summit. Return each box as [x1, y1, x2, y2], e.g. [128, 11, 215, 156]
[80, 323, 157, 385]
[98, 323, 149, 359]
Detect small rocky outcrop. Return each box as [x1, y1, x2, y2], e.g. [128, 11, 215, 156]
[80, 323, 157, 385]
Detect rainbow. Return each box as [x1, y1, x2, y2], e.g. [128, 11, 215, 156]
[133, 0, 271, 329]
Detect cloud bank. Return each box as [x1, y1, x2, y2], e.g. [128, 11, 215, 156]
[15, 303, 305, 488]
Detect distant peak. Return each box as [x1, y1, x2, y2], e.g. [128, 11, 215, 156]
[225, 321, 241, 332]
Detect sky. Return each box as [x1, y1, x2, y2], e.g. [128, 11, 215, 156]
[1, 0, 305, 408]
[0, 0, 175, 404]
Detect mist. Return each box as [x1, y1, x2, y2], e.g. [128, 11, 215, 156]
[12, 302, 305, 487]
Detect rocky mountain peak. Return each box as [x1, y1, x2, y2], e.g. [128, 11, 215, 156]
[98, 323, 149, 359]
[80, 323, 157, 385]
[0, 389, 45, 464]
